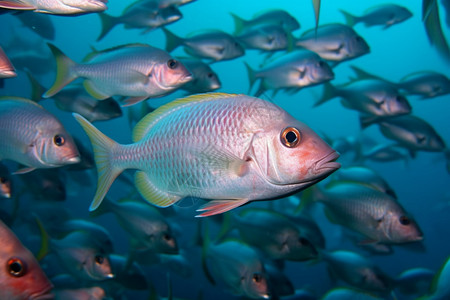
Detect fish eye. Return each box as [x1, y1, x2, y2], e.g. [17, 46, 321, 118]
[7, 258, 26, 277]
[355, 36, 363, 42]
[399, 216, 411, 225]
[252, 273, 262, 283]
[317, 61, 325, 68]
[416, 135, 427, 144]
[396, 95, 407, 103]
[167, 59, 178, 69]
[207, 72, 214, 78]
[0, 177, 7, 184]
[163, 233, 173, 241]
[95, 255, 105, 265]
[280, 127, 301, 148]
[53, 135, 65, 146]
[298, 237, 311, 246]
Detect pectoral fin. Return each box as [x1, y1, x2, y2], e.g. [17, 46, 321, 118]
[196, 199, 249, 217]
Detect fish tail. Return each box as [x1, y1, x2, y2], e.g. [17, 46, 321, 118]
[73, 113, 124, 211]
[35, 216, 50, 261]
[339, 9, 357, 27]
[314, 82, 337, 107]
[230, 12, 246, 35]
[97, 13, 119, 42]
[243, 61, 257, 92]
[44, 43, 78, 98]
[359, 115, 379, 130]
[25, 71, 46, 102]
[201, 220, 216, 285]
[162, 28, 183, 52]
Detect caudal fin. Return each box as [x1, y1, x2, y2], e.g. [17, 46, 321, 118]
[97, 13, 120, 42]
[339, 9, 357, 27]
[162, 28, 183, 52]
[230, 12, 246, 35]
[243, 61, 257, 93]
[314, 82, 338, 107]
[44, 43, 77, 98]
[73, 113, 124, 211]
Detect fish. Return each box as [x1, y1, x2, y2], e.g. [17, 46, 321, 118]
[179, 58, 221, 94]
[340, 4, 413, 29]
[295, 23, 370, 64]
[92, 198, 178, 253]
[302, 182, 423, 244]
[0, 163, 13, 198]
[0, 219, 54, 300]
[0, 0, 107, 14]
[321, 250, 393, 295]
[0, 46, 16, 79]
[44, 43, 193, 107]
[316, 80, 412, 128]
[163, 28, 245, 62]
[423, 0, 450, 63]
[0, 96, 80, 174]
[155, 0, 195, 8]
[97, 1, 182, 41]
[361, 144, 409, 164]
[264, 262, 294, 298]
[350, 66, 450, 99]
[321, 287, 384, 299]
[333, 166, 397, 199]
[394, 267, 434, 296]
[13, 11, 55, 40]
[9, 50, 54, 76]
[19, 168, 66, 201]
[203, 239, 270, 299]
[376, 115, 447, 157]
[101, 254, 148, 293]
[54, 287, 105, 300]
[220, 208, 318, 261]
[234, 24, 292, 52]
[73, 93, 340, 216]
[245, 49, 334, 97]
[419, 256, 450, 300]
[230, 9, 300, 35]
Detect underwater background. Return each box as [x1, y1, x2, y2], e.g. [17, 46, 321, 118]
[1, 0, 450, 299]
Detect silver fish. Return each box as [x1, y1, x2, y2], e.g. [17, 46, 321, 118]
[230, 9, 300, 35]
[340, 4, 412, 29]
[394, 267, 434, 296]
[0, 96, 80, 173]
[54, 287, 105, 300]
[73, 93, 340, 216]
[44, 43, 192, 107]
[179, 58, 221, 94]
[235, 24, 291, 52]
[0, 0, 107, 14]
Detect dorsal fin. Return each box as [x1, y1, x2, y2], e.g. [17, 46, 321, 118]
[132, 93, 238, 142]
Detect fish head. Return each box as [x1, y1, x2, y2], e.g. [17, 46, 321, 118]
[301, 57, 334, 86]
[283, 233, 318, 261]
[0, 175, 12, 198]
[154, 230, 179, 254]
[378, 92, 412, 116]
[36, 127, 80, 167]
[223, 38, 246, 60]
[151, 57, 193, 91]
[60, 0, 107, 13]
[85, 252, 114, 280]
[358, 267, 393, 293]
[383, 211, 424, 243]
[346, 32, 370, 59]
[204, 70, 221, 91]
[242, 271, 271, 299]
[160, 5, 183, 24]
[252, 112, 340, 189]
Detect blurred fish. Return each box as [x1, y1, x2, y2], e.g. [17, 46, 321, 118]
[321, 250, 393, 295]
[28, 72, 122, 122]
[13, 11, 55, 39]
[333, 166, 397, 199]
[9, 50, 54, 76]
[423, 0, 450, 62]
[0, 0, 107, 15]
[221, 208, 318, 261]
[361, 144, 409, 164]
[155, 0, 195, 8]
[44, 43, 192, 107]
[0, 163, 13, 198]
[203, 239, 270, 299]
[316, 80, 412, 128]
[0, 96, 80, 174]
[97, 1, 182, 41]
[350, 66, 450, 99]
[230, 9, 300, 35]
[302, 182, 423, 244]
[65, 137, 95, 170]
[179, 58, 221, 94]
[131, 248, 192, 278]
[163, 28, 245, 62]
[394, 267, 434, 296]
[73, 93, 340, 216]
[104, 254, 148, 291]
[321, 287, 383, 300]
[235, 24, 291, 52]
[419, 256, 450, 299]
[340, 4, 412, 29]
[443, 0, 450, 27]
[245, 49, 334, 97]
[264, 262, 294, 298]
[92, 198, 178, 254]
[295, 24, 370, 64]
[376, 115, 447, 157]
[0, 219, 53, 300]
[54, 287, 105, 300]
[127, 101, 155, 129]
[0, 46, 16, 79]
[19, 168, 66, 201]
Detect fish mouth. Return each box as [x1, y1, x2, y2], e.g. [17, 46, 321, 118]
[0, 70, 17, 78]
[65, 155, 81, 164]
[312, 151, 341, 178]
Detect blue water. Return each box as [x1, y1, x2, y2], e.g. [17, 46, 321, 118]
[1, 0, 450, 299]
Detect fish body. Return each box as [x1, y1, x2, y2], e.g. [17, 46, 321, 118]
[54, 287, 105, 300]
[377, 115, 447, 154]
[179, 58, 221, 94]
[44, 44, 192, 107]
[0, 163, 13, 198]
[14, 11, 55, 39]
[398, 71, 450, 98]
[0, 97, 80, 173]
[231, 9, 300, 34]
[74, 93, 340, 216]
[341, 4, 412, 29]
[362, 144, 409, 163]
[0, 219, 53, 300]
[245, 50, 334, 97]
[204, 240, 270, 299]
[322, 287, 383, 300]
[394, 267, 434, 296]
[163, 28, 245, 62]
[295, 23, 370, 63]
[307, 182, 423, 244]
[0, 0, 107, 14]
[0, 46, 16, 79]
[235, 24, 290, 52]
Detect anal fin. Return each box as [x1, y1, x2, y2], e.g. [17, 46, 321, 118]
[196, 199, 249, 217]
[83, 80, 110, 100]
[135, 171, 180, 207]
